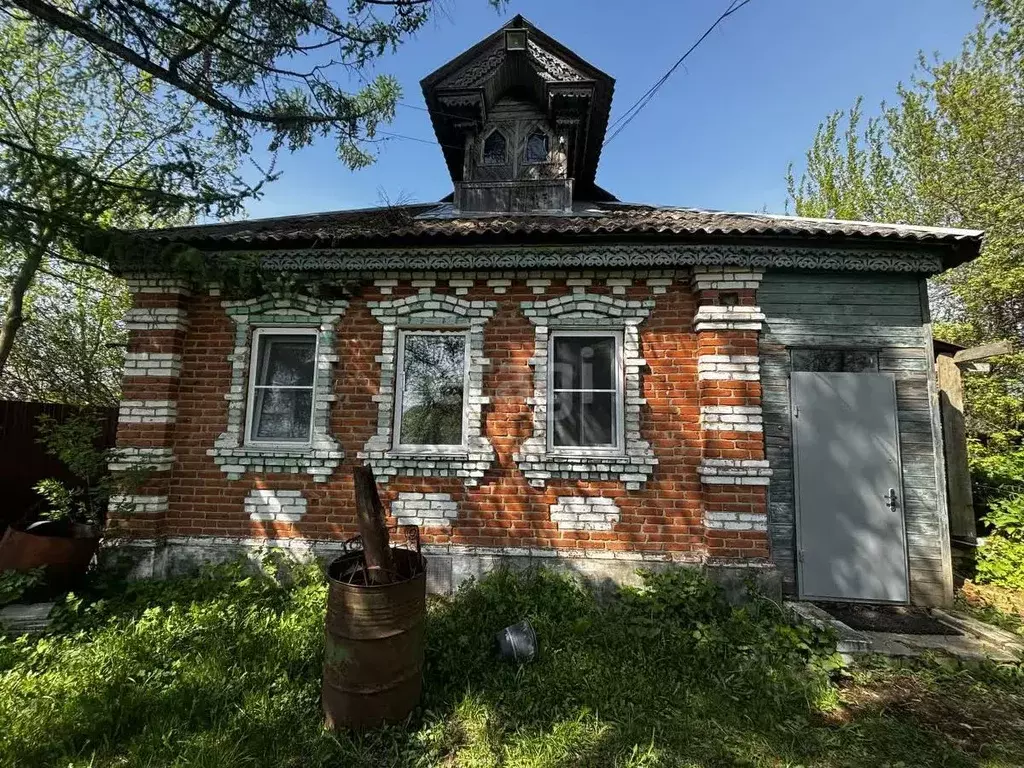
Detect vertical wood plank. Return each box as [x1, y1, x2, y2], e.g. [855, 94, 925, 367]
[920, 278, 955, 606]
[936, 354, 976, 542]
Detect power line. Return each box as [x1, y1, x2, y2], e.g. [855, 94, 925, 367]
[603, 0, 754, 147]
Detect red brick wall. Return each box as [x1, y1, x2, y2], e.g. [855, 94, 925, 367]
[111, 272, 769, 563]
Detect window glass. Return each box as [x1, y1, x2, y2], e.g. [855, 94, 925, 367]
[551, 335, 618, 449]
[525, 130, 549, 163]
[249, 333, 316, 442]
[398, 333, 467, 446]
[482, 130, 507, 165]
[791, 348, 879, 373]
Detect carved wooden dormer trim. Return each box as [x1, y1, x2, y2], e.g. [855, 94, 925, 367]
[421, 15, 614, 213]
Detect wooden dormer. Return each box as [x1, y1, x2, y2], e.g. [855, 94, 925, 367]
[420, 16, 615, 214]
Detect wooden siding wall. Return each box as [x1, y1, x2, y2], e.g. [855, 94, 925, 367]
[759, 271, 953, 605]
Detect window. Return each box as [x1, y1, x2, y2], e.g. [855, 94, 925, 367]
[482, 130, 507, 165]
[791, 348, 879, 373]
[395, 330, 469, 450]
[246, 329, 317, 445]
[548, 331, 623, 452]
[525, 130, 550, 164]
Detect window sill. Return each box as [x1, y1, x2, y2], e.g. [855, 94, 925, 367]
[547, 451, 628, 462]
[387, 448, 470, 460]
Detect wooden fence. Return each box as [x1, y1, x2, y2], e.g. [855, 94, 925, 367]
[0, 400, 118, 534]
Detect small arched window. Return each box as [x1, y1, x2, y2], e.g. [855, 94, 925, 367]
[525, 130, 550, 164]
[482, 130, 507, 165]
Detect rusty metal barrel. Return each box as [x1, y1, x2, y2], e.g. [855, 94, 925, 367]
[321, 547, 426, 730]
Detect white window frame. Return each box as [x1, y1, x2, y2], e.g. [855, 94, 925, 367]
[244, 327, 319, 448]
[393, 328, 472, 455]
[546, 329, 625, 456]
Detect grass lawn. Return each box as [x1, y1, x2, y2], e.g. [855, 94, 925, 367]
[1, 559, 1023, 767]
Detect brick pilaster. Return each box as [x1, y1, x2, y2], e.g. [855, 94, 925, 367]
[691, 267, 771, 560]
[108, 276, 190, 539]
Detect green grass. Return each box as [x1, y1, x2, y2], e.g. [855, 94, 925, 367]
[1, 558, 1023, 767]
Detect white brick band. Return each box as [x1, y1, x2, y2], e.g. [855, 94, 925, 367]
[124, 276, 191, 295]
[700, 405, 763, 432]
[245, 489, 307, 522]
[391, 492, 458, 528]
[549, 496, 621, 531]
[124, 352, 182, 378]
[704, 510, 768, 532]
[124, 307, 188, 332]
[698, 459, 772, 485]
[691, 267, 764, 292]
[108, 494, 168, 514]
[697, 354, 760, 381]
[108, 447, 175, 472]
[118, 400, 177, 424]
[693, 305, 766, 332]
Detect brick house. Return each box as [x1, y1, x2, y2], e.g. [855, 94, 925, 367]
[106, 17, 982, 606]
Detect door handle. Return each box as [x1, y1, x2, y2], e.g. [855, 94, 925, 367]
[885, 488, 898, 511]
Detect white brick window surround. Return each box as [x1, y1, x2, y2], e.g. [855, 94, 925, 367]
[359, 291, 497, 485]
[208, 294, 348, 481]
[515, 293, 657, 489]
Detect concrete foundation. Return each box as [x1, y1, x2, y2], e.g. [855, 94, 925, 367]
[103, 536, 782, 603]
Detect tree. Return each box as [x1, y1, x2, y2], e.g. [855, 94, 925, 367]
[787, 0, 1024, 442]
[0, 10, 249, 384]
[0, 256, 129, 405]
[0, 0, 502, 390]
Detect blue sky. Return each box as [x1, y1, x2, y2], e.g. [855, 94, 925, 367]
[245, 0, 982, 220]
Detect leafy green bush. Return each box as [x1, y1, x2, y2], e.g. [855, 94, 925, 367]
[977, 534, 1024, 590]
[33, 410, 147, 527]
[970, 440, 1024, 589]
[0, 569, 45, 607]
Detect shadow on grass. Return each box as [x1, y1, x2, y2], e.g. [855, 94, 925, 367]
[1, 561, 1022, 767]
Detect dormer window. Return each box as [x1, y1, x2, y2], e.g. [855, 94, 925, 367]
[482, 130, 507, 165]
[525, 130, 550, 164]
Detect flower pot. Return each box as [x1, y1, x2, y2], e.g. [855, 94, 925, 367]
[0, 520, 100, 588]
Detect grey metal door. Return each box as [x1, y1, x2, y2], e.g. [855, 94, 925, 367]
[792, 372, 909, 603]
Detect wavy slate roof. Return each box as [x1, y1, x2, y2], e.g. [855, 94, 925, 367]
[130, 201, 983, 265]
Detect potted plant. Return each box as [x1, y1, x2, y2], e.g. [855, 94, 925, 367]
[0, 411, 140, 589]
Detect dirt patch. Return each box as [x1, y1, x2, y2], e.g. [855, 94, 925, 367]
[961, 581, 1024, 620]
[815, 602, 962, 635]
[836, 672, 1024, 755]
